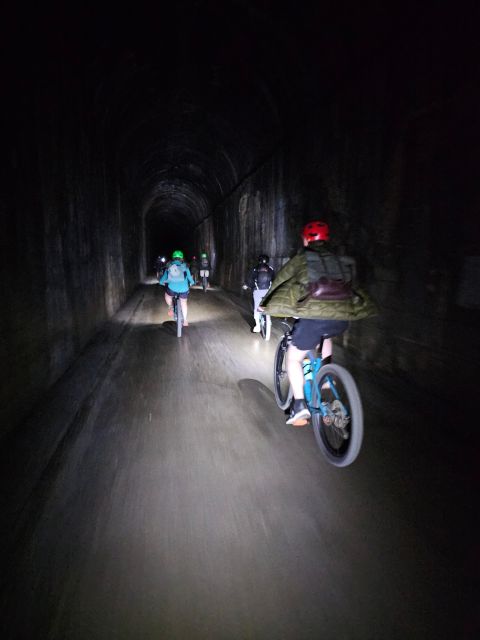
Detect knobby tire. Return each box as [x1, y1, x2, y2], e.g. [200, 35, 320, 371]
[273, 336, 293, 410]
[310, 363, 363, 467]
[175, 298, 183, 337]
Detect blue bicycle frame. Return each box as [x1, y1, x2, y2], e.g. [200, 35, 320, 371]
[303, 353, 348, 420]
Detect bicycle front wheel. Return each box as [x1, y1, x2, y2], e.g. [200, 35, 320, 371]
[202, 276, 207, 292]
[310, 364, 363, 467]
[176, 299, 183, 337]
[273, 336, 293, 410]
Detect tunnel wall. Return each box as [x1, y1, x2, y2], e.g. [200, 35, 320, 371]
[197, 79, 479, 396]
[0, 66, 141, 439]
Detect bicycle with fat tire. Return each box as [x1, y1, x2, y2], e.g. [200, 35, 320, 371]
[273, 322, 363, 467]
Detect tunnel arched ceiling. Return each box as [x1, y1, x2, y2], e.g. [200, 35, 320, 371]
[10, 0, 474, 236]
[88, 1, 309, 232]
[89, 0, 466, 234]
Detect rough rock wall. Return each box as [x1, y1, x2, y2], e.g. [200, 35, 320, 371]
[0, 67, 141, 438]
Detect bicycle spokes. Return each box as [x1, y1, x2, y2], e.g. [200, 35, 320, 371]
[311, 363, 363, 467]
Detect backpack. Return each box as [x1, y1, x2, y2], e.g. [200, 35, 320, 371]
[301, 250, 353, 301]
[167, 261, 186, 283]
[200, 257, 209, 268]
[255, 264, 273, 289]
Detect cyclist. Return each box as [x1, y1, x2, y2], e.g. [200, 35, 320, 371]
[199, 252, 211, 288]
[159, 250, 195, 326]
[243, 254, 275, 333]
[260, 220, 376, 426]
[189, 255, 199, 284]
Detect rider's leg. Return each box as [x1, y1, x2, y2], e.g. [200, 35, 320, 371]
[253, 309, 261, 331]
[165, 292, 173, 317]
[286, 344, 309, 399]
[180, 297, 188, 325]
[321, 337, 333, 363]
[285, 321, 315, 425]
[286, 344, 311, 425]
[252, 289, 265, 332]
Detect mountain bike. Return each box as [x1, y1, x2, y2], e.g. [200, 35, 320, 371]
[172, 293, 183, 337]
[273, 322, 363, 467]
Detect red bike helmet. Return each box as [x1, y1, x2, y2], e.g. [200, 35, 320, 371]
[302, 220, 330, 243]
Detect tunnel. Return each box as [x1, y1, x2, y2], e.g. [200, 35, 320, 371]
[0, 1, 478, 638]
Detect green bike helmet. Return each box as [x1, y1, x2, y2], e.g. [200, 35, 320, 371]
[172, 250, 184, 259]
[200, 252, 207, 258]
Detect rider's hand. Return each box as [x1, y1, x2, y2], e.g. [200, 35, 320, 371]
[257, 305, 265, 312]
[242, 284, 248, 290]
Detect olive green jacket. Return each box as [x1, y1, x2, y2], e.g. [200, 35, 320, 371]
[261, 247, 378, 320]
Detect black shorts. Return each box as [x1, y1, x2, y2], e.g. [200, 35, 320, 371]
[166, 287, 189, 299]
[290, 319, 349, 351]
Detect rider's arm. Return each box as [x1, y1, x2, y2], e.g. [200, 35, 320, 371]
[246, 267, 256, 289]
[266, 254, 302, 295]
[259, 253, 303, 308]
[185, 267, 195, 286]
[159, 269, 168, 285]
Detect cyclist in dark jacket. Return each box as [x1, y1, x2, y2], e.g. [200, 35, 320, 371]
[199, 252, 211, 288]
[243, 254, 275, 332]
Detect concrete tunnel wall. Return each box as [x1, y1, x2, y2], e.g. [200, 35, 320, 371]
[1, 56, 142, 437]
[1, 2, 479, 440]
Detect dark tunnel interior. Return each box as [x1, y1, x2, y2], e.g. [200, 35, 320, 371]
[1, 0, 479, 454]
[0, 1, 479, 635]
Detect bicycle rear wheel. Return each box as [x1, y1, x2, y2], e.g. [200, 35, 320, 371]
[202, 275, 207, 292]
[260, 313, 271, 341]
[310, 364, 363, 467]
[175, 298, 183, 337]
[273, 335, 293, 410]
[260, 314, 266, 339]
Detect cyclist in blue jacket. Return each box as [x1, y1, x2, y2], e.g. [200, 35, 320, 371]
[159, 250, 195, 326]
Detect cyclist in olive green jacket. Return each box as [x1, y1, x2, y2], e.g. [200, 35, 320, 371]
[261, 220, 376, 426]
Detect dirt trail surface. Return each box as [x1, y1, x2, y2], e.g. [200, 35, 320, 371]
[0, 282, 470, 639]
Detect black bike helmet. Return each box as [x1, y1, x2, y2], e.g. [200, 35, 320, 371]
[258, 254, 269, 264]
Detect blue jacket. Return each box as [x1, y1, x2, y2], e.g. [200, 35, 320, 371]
[159, 260, 194, 293]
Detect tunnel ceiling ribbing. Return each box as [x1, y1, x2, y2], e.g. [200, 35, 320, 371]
[14, 0, 469, 234]
[96, 0, 447, 232]
[90, 2, 314, 230]
[23, 1, 426, 233]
